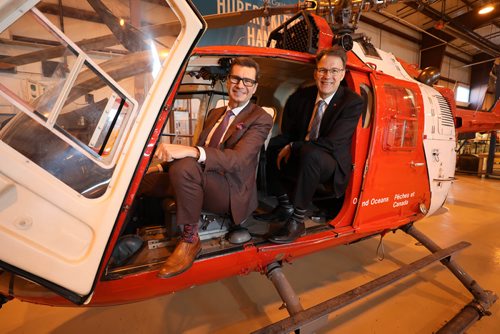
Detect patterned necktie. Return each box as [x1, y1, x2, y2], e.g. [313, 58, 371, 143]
[308, 100, 326, 140]
[207, 109, 234, 148]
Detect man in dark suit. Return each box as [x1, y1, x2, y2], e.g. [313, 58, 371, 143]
[143, 57, 273, 277]
[255, 46, 364, 244]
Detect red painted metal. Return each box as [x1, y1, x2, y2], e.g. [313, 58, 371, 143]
[90, 227, 381, 306]
[353, 73, 431, 231]
[310, 13, 334, 51]
[455, 101, 500, 134]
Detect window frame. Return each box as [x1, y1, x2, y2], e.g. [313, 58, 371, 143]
[383, 84, 419, 151]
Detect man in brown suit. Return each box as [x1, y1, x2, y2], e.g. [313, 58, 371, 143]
[143, 57, 273, 278]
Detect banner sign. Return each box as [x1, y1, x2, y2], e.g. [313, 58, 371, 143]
[192, 0, 295, 47]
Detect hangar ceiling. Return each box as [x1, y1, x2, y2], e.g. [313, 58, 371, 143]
[376, 0, 499, 59]
[33, 1, 499, 61]
[4, 1, 499, 70]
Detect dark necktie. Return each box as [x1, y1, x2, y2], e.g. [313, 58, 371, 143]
[308, 100, 326, 140]
[207, 109, 234, 148]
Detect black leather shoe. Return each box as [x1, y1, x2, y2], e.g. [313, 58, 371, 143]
[268, 218, 305, 244]
[254, 205, 293, 222]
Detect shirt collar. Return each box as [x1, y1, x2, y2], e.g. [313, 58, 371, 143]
[315, 91, 336, 106]
[228, 100, 250, 116]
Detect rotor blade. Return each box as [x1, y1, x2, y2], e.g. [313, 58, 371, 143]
[204, 4, 302, 29]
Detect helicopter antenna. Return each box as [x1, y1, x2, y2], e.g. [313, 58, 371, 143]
[327, 0, 335, 25]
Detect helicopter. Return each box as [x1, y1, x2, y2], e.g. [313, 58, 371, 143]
[0, 0, 498, 332]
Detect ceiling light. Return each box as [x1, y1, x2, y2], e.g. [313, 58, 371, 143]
[119, 18, 125, 26]
[478, 5, 494, 15]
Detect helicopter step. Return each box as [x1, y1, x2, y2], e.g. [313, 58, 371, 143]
[253, 224, 497, 334]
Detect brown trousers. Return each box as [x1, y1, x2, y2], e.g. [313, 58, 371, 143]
[139, 158, 230, 226]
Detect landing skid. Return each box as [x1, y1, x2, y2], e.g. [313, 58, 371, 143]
[254, 224, 497, 334]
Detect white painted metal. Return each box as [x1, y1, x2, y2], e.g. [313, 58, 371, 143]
[0, 0, 40, 33]
[0, 0, 205, 296]
[351, 41, 414, 81]
[419, 85, 456, 216]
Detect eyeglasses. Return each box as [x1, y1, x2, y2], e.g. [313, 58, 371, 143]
[316, 67, 345, 76]
[228, 75, 257, 87]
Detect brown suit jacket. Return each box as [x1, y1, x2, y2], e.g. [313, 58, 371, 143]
[197, 103, 273, 224]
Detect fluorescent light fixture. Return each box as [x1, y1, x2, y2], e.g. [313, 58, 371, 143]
[478, 5, 494, 15]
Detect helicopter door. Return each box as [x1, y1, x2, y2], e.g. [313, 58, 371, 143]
[0, 0, 204, 303]
[353, 75, 430, 229]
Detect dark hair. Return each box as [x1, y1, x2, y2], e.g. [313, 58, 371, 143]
[316, 46, 347, 69]
[230, 57, 260, 80]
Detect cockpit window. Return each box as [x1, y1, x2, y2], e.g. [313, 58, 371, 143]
[383, 84, 418, 150]
[0, 1, 184, 197]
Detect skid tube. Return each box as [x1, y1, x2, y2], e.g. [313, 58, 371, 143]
[252, 224, 497, 334]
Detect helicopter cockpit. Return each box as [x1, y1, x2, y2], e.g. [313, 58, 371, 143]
[106, 51, 372, 277]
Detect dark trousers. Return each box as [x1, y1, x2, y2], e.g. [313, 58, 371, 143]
[266, 137, 337, 209]
[139, 158, 230, 226]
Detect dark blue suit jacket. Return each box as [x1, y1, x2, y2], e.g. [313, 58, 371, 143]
[279, 84, 364, 197]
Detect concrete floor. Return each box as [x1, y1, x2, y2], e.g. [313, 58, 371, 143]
[1, 175, 499, 334]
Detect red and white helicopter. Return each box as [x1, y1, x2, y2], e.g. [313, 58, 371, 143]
[0, 0, 498, 332]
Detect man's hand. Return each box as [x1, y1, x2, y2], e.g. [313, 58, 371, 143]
[146, 165, 159, 174]
[155, 143, 199, 162]
[277, 144, 291, 170]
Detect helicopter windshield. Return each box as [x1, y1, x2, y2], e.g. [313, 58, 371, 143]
[0, 0, 184, 198]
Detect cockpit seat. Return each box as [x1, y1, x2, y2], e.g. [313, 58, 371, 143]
[158, 106, 276, 245]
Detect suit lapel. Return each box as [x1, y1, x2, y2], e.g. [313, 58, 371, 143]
[221, 103, 253, 144]
[197, 107, 226, 146]
[301, 88, 318, 138]
[319, 86, 345, 134]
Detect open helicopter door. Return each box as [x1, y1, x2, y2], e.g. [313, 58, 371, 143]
[0, 0, 204, 303]
[353, 74, 430, 229]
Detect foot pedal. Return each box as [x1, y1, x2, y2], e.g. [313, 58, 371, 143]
[227, 227, 252, 245]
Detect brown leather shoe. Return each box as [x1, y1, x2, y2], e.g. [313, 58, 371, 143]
[157, 239, 201, 278]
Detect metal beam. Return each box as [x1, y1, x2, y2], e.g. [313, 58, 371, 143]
[378, 10, 473, 61]
[444, 51, 470, 66]
[405, 2, 500, 57]
[360, 15, 420, 44]
[37, 2, 103, 23]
